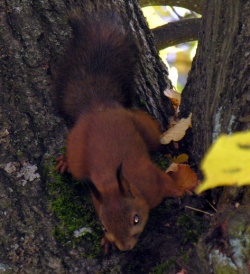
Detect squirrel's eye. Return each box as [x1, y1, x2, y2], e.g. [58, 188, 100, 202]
[102, 225, 107, 232]
[134, 214, 139, 225]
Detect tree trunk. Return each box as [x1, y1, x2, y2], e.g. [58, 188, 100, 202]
[181, 0, 250, 272]
[0, 0, 175, 273]
[2, 0, 249, 272]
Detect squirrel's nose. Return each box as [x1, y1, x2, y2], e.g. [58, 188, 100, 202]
[116, 241, 135, 251]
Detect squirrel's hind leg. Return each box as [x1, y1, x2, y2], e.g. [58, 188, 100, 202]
[131, 110, 161, 151]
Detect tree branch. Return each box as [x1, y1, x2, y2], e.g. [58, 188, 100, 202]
[140, 0, 204, 14]
[152, 18, 201, 50]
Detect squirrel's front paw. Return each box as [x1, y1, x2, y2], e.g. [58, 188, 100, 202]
[55, 155, 68, 174]
[101, 236, 115, 254]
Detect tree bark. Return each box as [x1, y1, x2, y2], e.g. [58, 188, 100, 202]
[181, 0, 250, 163]
[180, 0, 250, 272]
[0, 0, 174, 273]
[1, 0, 250, 272]
[152, 18, 201, 50]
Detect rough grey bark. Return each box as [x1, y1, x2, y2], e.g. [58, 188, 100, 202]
[181, 0, 250, 166]
[180, 0, 250, 272]
[0, 0, 175, 273]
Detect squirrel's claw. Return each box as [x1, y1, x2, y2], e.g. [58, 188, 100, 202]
[101, 236, 114, 254]
[56, 155, 68, 174]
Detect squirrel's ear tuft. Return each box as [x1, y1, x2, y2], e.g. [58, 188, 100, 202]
[84, 178, 102, 201]
[68, 10, 86, 38]
[116, 164, 136, 198]
[116, 163, 124, 194]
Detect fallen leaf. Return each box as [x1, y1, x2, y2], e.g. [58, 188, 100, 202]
[196, 131, 250, 193]
[166, 163, 199, 192]
[161, 113, 192, 145]
[164, 88, 181, 111]
[166, 153, 189, 163]
[166, 162, 179, 173]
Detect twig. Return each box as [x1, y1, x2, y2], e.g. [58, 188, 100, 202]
[185, 205, 214, 216]
[205, 199, 217, 212]
[171, 7, 183, 20]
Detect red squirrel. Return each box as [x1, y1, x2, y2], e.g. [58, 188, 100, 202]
[55, 11, 187, 252]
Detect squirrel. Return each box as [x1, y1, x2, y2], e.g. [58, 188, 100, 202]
[54, 11, 187, 252]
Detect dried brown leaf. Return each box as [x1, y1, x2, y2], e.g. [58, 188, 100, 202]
[166, 163, 199, 192]
[160, 113, 192, 145]
[164, 88, 181, 111]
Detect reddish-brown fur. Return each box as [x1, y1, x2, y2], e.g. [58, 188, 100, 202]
[55, 11, 184, 252]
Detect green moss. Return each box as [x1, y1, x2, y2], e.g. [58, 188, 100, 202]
[150, 260, 175, 274]
[16, 150, 23, 157]
[176, 213, 206, 245]
[139, 99, 147, 106]
[180, 252, 190, 263]
[210, 249, 237, 274]
[100, 265, 122, 274]
[153, 153, 171, 171]
[45, 159, 103, 257]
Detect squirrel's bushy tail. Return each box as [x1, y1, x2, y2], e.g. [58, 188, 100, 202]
[54, 11, 138, 121]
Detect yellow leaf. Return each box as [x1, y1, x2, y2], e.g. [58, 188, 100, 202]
[160, 113, 192, 144]
[173, 154, 189, 163]
[141, 7, 165, 28]
[196, 131, 250, 193]
[166, 153, 189, 163]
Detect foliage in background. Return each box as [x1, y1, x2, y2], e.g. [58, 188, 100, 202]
[197, 131, 250, 193]
[142, 6, 198, 92]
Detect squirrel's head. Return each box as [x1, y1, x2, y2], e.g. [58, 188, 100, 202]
[86, 164, 149, 251]
[99, 193, 149, 251]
